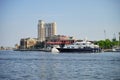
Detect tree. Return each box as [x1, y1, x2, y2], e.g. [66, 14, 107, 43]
[96, 39, 113, 49]
[105, 39, 112, 49]
[98, 40, 105, 49]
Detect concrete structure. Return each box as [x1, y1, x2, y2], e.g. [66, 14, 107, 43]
[38, 20, 57, 42]
[20, 38, 37, 49]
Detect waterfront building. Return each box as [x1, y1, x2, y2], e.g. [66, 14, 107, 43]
[20, 38, 37, 49]
[38, 20, 57, 42]
[46, 35, 76, 45]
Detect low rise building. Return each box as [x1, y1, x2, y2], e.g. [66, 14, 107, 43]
[20, 38, 37, 49]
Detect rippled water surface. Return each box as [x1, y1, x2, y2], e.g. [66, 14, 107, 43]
[0, 50, 120, 80]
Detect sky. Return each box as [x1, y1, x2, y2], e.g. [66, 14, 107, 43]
[0, 0, 120, 47]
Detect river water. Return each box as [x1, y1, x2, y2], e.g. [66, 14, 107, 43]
[0, 50, 120, 80]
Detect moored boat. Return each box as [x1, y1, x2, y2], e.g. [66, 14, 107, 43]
[57, 40, 101, 53]
[112, 47, 120, 52]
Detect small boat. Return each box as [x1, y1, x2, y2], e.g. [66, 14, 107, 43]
[112, 47, 120, 52]
[51, 47, 59, 53]
[57, 40, 101, 53]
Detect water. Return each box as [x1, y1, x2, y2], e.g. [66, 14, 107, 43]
[0, 51, 120, 80]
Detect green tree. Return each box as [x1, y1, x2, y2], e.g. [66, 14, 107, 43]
[96, 39, 113, 49]
[98, 40, 105, 49]
[112, 41, 119, 47]
[105, 39, 112, 49]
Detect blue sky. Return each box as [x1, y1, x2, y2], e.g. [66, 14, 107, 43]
[0, 0, 120, 47]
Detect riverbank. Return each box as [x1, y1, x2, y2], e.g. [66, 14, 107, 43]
[103, 49, 120, 52]
[14, 48, 51, 52]
[103, 49, 113, 52]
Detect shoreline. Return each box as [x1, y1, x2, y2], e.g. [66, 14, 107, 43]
[14, 48, 51, 52]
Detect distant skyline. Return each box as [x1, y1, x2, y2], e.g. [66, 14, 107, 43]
[0, 0, 120, 47]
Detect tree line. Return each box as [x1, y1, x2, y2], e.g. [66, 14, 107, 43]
[95, 39, 119, 49]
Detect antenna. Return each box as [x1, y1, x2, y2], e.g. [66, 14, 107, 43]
[104, 30, 106, 40]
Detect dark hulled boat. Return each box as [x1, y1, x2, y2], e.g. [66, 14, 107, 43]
[57, 47, 101, 53]
[56, 40, 101, 53]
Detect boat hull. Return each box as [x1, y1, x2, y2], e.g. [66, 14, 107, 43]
[57, 48, 101, 53]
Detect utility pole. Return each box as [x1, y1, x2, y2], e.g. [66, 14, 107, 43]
[118, 32, 120, 47]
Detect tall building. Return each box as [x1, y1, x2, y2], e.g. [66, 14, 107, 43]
[38, 20, 57, 42]
[38, 20, 45, 42]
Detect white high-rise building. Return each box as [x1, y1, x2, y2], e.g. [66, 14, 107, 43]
[38, 20, 57, 42]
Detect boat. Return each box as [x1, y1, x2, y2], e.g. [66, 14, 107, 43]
[112, 47, 120, 52]
[57, 40, 101, 53]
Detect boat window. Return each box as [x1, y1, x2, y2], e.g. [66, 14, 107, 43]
[76, 43, 79, 45]
[83, 43, 85, 45]
[67, 47, 70, 48]
[72, 47, 74, 48]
